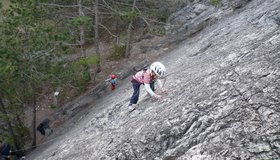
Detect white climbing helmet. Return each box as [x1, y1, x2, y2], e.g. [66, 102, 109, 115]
[150, 62, 166, 77]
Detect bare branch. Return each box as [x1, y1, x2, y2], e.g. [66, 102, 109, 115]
[82, 6, 112, 15]
[30, 49, 55, 59]
[99, 23, 118, 38]
[101, 0, 124, 16]
[39, 3, 79, 8]
[135, 6, 150, 28]
[50, 41, 80, 46]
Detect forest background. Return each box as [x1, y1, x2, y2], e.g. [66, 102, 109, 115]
[0, 0, 196, 155]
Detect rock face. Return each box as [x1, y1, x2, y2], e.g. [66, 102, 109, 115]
[165, 0, 252, 39]
[27, 0, 280, 159]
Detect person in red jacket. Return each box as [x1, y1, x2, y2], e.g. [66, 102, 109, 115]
[105, 74, 117, 90]
[128, 62, 166, 112]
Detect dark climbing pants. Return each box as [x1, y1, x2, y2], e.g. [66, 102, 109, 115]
[129, 80, 141, 105]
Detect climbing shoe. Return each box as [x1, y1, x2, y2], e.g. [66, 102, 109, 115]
[128, 104, 136, 112]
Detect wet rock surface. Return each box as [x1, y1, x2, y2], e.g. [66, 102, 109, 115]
[27, 0, 280, 159]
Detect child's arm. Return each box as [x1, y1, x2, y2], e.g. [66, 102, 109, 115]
[144, 83, 162, 99]
[156, 79, 166, 92]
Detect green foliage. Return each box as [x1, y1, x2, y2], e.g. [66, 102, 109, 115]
[68, 16, 92, 26]
[156, 11, 170, 22]
[3, 137, 13, 147]
[74, 55, 99, 67]
[14, 124, 30, 144]
[72, 65, 91, 91]
[54, 30, 69, 41]
[66, 16, 93, 44]
[211, 0, 220, 6]
[147, 26, 166, 36]
[71, 56, 101, 90]
[121, 10, 139, 22]
[0, 0, 78, 146]
[144, 8, 171, 23]
[109, 45, 126, 60]
[42, 61, 70, 89]
[48, 103, 58, 109]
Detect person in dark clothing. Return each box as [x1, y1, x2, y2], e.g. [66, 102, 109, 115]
[0, 140, 24, 160]
[37, 118, 53, 136]
[0, 140, 11, 160]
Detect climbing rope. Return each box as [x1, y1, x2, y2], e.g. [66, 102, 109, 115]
[9, 135, 60, 154]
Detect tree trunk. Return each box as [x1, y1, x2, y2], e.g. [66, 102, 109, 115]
[125, 0, 137, 58]
[31, 83, 37, 148]
[94, 0, 101, 78]
[78, 0, 86, 57]
[0, 96, 22, 151]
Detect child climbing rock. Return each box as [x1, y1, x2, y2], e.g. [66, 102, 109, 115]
[128, 62, 166, 112]
[105, 74, 117, 90]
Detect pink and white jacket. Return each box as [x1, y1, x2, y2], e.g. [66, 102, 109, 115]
[132, 69, 163, 96]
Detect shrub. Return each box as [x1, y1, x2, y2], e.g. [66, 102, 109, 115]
[109, 45, 126, 60]
[147, 26, 166, 36]
[211, 0, 220, 6]
[49, 103, 58, 109]
[157, 11, 170, 22]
